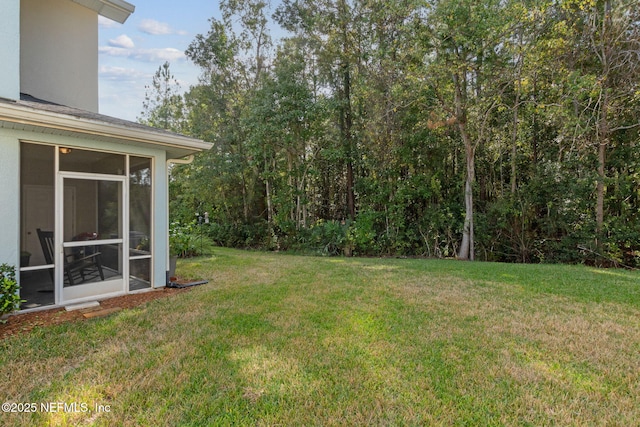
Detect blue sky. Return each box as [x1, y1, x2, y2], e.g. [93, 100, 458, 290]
[98, 0, 221, 121]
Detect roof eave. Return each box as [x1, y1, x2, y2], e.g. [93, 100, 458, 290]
[71, 0, 135, 24]
[0, 101, 212, 158]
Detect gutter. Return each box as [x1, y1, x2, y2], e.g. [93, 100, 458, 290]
[166, 155, 195, 285]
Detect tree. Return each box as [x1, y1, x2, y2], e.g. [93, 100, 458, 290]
[139, 61, 184, 132]
[424, 0, 513, 260]
[245, 38, 323, 232]
[560, 0, 640, 246]
[275, 0, 362, 220]
[183, 0, 272, 227]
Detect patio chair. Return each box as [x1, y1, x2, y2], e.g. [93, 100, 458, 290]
[36, 229, 105, 286]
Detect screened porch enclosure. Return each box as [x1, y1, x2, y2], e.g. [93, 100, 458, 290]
[19, 142, 153, 309]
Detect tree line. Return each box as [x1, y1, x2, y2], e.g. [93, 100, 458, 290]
[140, 0, 640, 265]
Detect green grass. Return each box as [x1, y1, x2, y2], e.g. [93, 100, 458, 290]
[2, 248, 640, 426]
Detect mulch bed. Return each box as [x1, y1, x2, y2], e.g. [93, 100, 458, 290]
[0, 286, 192, 340]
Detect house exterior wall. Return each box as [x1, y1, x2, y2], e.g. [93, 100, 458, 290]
[0, 135, 20, 271]
[1, 127, 170, 290]
[21, 0, 99, 112]
[0, 0, 20, 100]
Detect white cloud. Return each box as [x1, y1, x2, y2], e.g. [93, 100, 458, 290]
[134, 48, 185, 62]
[99, 46, 185, 62]
[99, 66, 149, 82]
[108, 34, 135, 49]
[99, 46, 131, 57]
[138, 19, 187, 36]
[98, 15, 119, 29]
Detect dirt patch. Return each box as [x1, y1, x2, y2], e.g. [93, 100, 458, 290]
[0, 287, 192, 340]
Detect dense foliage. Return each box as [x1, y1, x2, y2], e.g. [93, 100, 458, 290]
[144, 0, 640, 265]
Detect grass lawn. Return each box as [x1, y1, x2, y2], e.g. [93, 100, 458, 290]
[1, 248, 639, 426]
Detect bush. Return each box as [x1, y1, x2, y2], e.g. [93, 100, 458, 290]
[170, 221, 214, 258]
[1, 264, 23, 321]
[309, 220, 349, 256]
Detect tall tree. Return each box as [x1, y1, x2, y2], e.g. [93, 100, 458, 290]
[139, 61, 184, 132]
[560, 0, 640, 245]
[275, 0, 362, 220]
[184, 0, 273, 225]
[424, 0, 513, 260]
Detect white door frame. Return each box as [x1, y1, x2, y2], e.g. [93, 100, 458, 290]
[56, 170, 129, 305]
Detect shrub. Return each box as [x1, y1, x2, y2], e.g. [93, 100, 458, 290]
[309, 220, 349, 256]
[1, 264, 23, 321]
[170, 221, 214, 258]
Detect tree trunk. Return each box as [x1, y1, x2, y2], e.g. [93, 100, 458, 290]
[510, 112, 518, 196]
[511, 26, 524, 196]
[342, 63, 356, 221]
[339, 0, 356, 221]
[532, 75, 539, 166]
[458, 127, 475, 261]
[339, 60, 356, 221]
[595, 0, 612, 248]
[596, 137, 606, 243]
[241, 171, 249, 222]
[265, 152, 274, 227]
[346, 159, 355, 220]
[511, 77, 521, 196]
[596, 93, 608, 246]
[453, 71, 475, 261]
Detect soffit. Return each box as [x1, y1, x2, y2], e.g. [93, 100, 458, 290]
[70, 0, 135, 24]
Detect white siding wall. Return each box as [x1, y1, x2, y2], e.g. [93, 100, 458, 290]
[0, 135, 20, 269]
[0, 0, 20, 100]
[21, 0, 99, 112]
